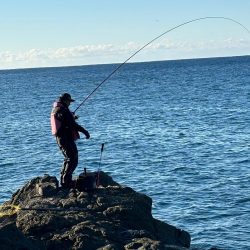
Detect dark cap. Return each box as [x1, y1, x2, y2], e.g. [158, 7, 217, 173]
[59, 93, 75, 102]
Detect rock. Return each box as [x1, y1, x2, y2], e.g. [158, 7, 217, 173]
[0, 221, 44, 249]
[0, 172, 191, 249]
[35, 174, 58, 197]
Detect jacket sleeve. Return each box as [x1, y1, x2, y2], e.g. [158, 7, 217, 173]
[61, 108, 90, 137]
[75, 123, 90, 138]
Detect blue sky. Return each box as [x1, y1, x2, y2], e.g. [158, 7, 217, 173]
[0, 0, 249, 69]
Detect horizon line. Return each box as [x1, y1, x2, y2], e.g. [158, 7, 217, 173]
[0, 54, 249, 72]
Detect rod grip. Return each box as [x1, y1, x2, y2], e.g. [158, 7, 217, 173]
[101, 143, 104, 152]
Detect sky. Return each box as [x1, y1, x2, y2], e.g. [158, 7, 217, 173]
[0, 0, 249, 70]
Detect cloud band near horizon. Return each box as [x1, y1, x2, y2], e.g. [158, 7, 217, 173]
[0, 38, 249, 70]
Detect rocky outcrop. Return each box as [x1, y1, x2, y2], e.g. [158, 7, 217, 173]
[0, 172, 191, 250]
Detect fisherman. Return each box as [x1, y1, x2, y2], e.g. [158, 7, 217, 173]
[51, 93, 90, 188]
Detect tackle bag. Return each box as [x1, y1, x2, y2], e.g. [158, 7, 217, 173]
[75, 168, 97, 192]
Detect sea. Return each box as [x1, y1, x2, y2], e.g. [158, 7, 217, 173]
[0, 56, 249, 250]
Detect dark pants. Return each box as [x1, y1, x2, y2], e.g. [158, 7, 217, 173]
[56, 136, 78, 187]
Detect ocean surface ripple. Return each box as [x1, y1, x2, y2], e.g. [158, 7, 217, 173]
[0, 56, 249, 249]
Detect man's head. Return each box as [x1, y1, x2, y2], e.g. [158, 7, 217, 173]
[59, 93, 75, 106]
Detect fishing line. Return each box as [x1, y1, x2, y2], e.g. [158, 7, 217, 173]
[74, 16, 250, 113]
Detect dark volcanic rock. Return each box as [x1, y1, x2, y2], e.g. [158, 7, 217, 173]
[0, 172, 191, 250]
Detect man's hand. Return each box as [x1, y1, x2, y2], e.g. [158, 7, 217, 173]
[84, 130, 90, 139]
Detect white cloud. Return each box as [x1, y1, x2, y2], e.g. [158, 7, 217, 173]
[0, 38, 249, 69]
[1, 51, 14, 62]
[52, 44, 116, 59]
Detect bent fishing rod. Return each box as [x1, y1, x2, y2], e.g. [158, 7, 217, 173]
[74, 16, 250, 113]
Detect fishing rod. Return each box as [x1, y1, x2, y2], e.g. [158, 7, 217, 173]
[74, 16, 250, 113]
[97, 143, 105, 187]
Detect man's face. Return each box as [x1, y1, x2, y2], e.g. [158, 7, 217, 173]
[65, 99, 71, 106]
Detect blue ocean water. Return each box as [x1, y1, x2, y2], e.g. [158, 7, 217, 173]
[0, 56, 249, 249]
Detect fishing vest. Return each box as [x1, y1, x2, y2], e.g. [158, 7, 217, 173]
[50, 102, 80, 141]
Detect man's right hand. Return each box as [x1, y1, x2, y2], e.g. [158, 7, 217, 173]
[84, 130, 90, 139]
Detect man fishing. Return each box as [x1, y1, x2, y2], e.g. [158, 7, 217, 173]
[51, 93, 90, 188]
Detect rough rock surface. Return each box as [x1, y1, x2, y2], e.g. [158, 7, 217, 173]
[0, 172, 191, 250]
